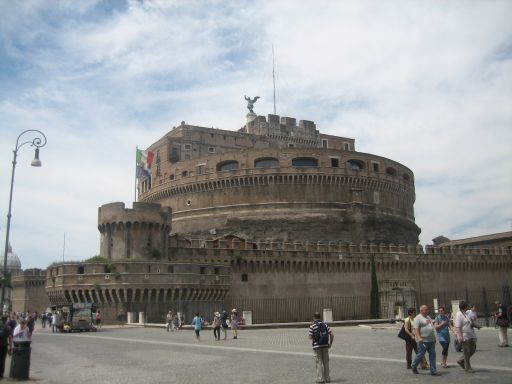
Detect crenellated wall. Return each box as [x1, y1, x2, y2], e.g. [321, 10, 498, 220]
[98, 202, 171, 261]
[11, 268, 48, 313]
[45, 236, 512, 323]
[45, 258, 231, 323]
[169, 239, 512, 323]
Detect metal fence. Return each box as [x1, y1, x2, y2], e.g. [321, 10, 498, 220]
[416, 285, 512, 327]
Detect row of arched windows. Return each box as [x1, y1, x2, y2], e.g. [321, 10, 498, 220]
[217, 157, 319, 172]
[171, 157, 410, 181]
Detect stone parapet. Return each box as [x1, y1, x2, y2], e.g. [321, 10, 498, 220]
[169, 239, 512, 259]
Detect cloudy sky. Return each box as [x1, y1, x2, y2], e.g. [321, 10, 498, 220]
[1, 0, 511, 268]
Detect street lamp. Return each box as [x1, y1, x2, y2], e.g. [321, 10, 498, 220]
[1, 129, 47, 313]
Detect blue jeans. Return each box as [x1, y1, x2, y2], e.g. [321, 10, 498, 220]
[412, 341, 437, 374]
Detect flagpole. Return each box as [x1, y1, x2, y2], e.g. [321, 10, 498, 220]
[135, 146, 138, 203]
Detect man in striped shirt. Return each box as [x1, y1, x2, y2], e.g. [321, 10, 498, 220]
[308, 312, 334, 383]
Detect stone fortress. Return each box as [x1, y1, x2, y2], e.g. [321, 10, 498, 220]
[44, 109, 512, 324]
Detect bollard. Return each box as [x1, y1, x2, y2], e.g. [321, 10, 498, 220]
[10, 341, 31, 379]
[322, 308, 333, 323]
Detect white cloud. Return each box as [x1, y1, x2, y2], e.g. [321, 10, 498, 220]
[0, 0, 511, 268]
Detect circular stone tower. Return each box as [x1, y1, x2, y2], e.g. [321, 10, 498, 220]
[98, 202, 172, 260]
[138, 115, 420, 244]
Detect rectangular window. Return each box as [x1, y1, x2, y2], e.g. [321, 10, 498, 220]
[288, 143, 295, 148]
[343, 142, 350, 151]
[168, 266, 174, 273]
[208, 147, 216, 153]
[196, 164, 206, 175]
[330, 158, 339, 167]
[170, 174, 175, 181]
[214, 267, 220, 275]
[182, 171, 188, 177]
[184, 144, 192, 150]
[200, 266, 206, 275]
[322, 139, 328, 148]
[372, 162, 379, 172]
[170, 147, 179, 162]
[241, 273, 248, 282]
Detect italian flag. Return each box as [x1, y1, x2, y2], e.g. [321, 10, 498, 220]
[136, 148, 154, 170]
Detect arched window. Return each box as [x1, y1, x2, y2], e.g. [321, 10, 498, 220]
[386, 167, 397, 177]
[77, 266, 85, 275]
[403, 174, 411, 182]
[217, 161, 239, 172]
[347, 159, 365, 170]
[254, 158, 279, 168]
[292, 157, 318, 167]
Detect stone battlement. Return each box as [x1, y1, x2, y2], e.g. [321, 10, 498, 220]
[98, 202, 171, 261]
[170, 238, 512, 258]
[246, 114, 318, 140]
[98, 202, 171, 227]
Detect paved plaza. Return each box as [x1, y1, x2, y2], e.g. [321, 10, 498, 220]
[12, 324, 512, 383]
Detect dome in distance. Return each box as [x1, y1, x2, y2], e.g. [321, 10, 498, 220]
[5, 244, 22, 272]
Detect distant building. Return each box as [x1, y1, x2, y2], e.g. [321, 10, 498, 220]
[433, 231, 512, 250]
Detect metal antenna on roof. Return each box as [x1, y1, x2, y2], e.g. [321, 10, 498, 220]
[272, 44, 276, 115]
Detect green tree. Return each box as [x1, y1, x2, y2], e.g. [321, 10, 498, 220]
[370, 254, 380, 319]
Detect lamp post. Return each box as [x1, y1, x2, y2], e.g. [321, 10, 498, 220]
[1, 129, 47, 313]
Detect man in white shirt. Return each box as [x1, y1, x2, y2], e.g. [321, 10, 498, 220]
[454, 301, 477, 373]
[13, 320, 31, 342]
[411, 305, 440, 376]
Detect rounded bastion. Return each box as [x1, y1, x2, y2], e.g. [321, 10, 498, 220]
[138, 115, 420, 244]
[98, 202, 172, 261]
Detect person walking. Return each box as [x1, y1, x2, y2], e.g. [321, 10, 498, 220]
[41, 313, 47, 328]
[27, 314, 35, 336]
[495, 301, 509, 347]
[0, 316, 13, 379]
[220, 310, 229, 340]
[434, 306, 453, 368]
[411, 305, 440, 376]
[230, 309, 239, 339]
[192, 313, 202, 341]
[403, 308, 428, 370]
[454, 300, 477, 373]
[212, 312, 221, 341]
[8, 313, 17, 331]
[166, 311, 173, 332]
[51, 312, 59, 333]
[308, 312, 333, 384]
[96, 310, 102, 329]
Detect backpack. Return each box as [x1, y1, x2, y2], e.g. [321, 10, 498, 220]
[314, 321, 329, 345]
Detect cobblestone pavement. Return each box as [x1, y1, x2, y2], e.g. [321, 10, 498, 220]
[12, 325, 512, 383]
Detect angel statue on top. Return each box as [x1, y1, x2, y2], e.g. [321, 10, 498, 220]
[244, 95, 260, 113]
